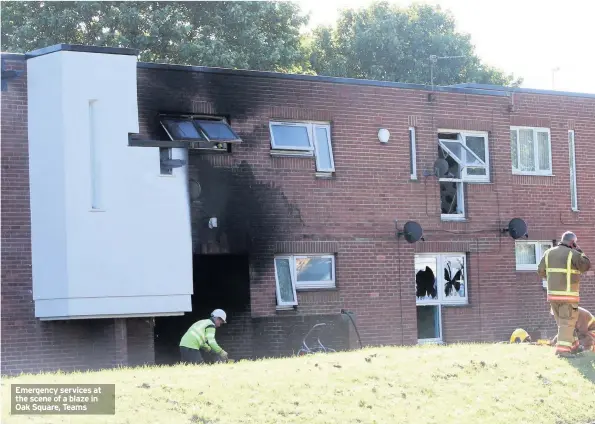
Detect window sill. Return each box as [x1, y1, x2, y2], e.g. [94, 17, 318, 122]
[512, 171, 555, 177]
[296, 287, 338, 292]
[440, 216, 468, 222]
[89, 209, 106, 213]
[516, 268, 538, 272]
[571, 208, 580, 213]
[442, 303, 471, 308]
[159, 174, 175, 178]
[315, 172, 334, 179]
[270, 150, 313, 158]
[276, 305, 297, 312]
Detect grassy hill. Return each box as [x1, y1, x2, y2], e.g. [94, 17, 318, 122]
[2, 343, 594, 424]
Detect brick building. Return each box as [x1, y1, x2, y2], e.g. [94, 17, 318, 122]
[2, 44, 594, 376]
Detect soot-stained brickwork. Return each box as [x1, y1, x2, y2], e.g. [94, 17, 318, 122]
[2, 50, 594, 375]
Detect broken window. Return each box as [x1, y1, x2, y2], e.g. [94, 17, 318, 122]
[159, 114, 242, 151]
[415, 254, 468, 306]
[515, 240, 552, 271]
[269, 121, 336, 173]
[415, 253, 467, 344]
[438, 131, 490, 183]
[274, 254, 336, 308]
[438, 148, 465, 220]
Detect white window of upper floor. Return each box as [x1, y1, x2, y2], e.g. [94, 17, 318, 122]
[269, 121, 335, 173]
[438, 130, 490, 183]
[510, 126, 552, 176]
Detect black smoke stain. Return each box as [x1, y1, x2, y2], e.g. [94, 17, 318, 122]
[138, 67, 263, 139]
[190, 157, 304, 270]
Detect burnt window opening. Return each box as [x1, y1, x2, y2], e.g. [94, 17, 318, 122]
[159, 114, 242, 153]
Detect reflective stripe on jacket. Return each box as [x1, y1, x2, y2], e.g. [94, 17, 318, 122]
[537, 244, 590, 303]
[180, 319, 216, 351]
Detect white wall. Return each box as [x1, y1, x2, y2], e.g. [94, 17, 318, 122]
[27, 49, 193, 320]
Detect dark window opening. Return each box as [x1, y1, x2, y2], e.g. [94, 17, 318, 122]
[153, 254, 251, 365]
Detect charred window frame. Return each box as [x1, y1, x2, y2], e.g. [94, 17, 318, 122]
[159, 114, 241, 153]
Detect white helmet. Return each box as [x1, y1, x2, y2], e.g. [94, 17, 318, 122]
[211, 309, 227, 323]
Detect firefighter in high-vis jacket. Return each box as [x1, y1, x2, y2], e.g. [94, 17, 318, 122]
[551, 306, 595, 353]
[179, 309, 229, 364]
[537, 231, 591, 357]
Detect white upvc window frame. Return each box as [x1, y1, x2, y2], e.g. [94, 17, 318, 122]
[416, 305, 443, 345]
[515, 240, 553, 271]
[510, 126, 553, 176]
[269, 121, 335, 172]
[415, 253, 468, 306]
[439, 178, 465, 221]
[273, 254, 336, 307]
[437, 129, 490, 183]
[409, 127, 417, 180]
[274, 256, 299, 307]
[568, 130, 578, 211]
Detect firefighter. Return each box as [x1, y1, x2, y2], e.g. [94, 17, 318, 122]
[551, 307, 595, 353]
[537, 231, 591, 357]
[179, 309, 229, 364]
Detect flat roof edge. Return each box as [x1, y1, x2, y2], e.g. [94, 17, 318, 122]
[25, 44, 139, 59]
[450, 83, 595, 99]
[1, 53, 26, 60]
[137, 62, 510, 97]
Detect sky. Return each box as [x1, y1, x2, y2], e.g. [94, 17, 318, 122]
[296, 0, 595, 94]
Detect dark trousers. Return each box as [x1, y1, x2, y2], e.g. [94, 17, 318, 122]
[180, 346, 205, 364]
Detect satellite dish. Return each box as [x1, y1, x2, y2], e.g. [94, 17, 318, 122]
[189, 179, 202, 201]
[505, 218, 528, 239]
[433, 158, 449, 177]
[398, 221, 424, 243]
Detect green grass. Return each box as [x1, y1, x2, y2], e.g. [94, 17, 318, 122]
[2, 343, 595, 424]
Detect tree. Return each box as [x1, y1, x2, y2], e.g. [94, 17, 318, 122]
[308, 2, 522, 86]
[1, 1, 310, 72]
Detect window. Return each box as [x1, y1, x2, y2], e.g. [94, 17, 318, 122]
[269, 121, 335, 173]
[510, 127, 552, 175]
[438, 130, 490, 183]
[274, 254, 336, 307]
[515, 241, 553, 271]
[438, 147, 465, 220]
[569, 130, 578, 211]
[415, 253, 467, 344]
[159, 114, 242, 151]
[415, 254, 468, 305]
[409, 127, 417, 180]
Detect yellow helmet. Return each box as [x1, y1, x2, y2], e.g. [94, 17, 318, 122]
[510, 328, 531, 343]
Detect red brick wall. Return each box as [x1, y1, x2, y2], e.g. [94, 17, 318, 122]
[2, 53, 594, 374]
[137, 65, 595, 350]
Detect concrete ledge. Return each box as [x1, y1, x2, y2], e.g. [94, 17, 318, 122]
[26, 44, 139, 59]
